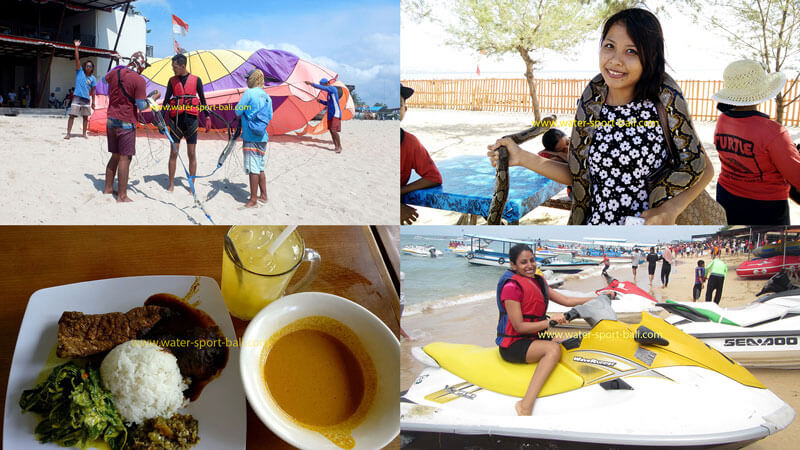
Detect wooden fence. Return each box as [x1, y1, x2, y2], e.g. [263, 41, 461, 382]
[401, 78, 800, 126]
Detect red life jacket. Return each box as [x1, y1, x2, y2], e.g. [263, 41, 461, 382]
[168, 74, 200, 117]
[496, 273, 549, 348]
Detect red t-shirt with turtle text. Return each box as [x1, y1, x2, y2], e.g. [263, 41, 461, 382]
[714, 110, 800, 201]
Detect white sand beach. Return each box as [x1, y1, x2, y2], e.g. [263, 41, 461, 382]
[402, 109, 800, 225]
[0, 115, 398, 224]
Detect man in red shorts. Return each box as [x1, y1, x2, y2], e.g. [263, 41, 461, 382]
[401, 84, 442, 224]
[305, 78, 343, 153]
[103, 52, 148, 202]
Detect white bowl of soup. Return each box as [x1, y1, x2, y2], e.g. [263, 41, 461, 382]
[240, 291, 399, 450]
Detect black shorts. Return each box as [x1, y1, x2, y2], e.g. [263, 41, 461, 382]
[168, 113, 199, 144]
[499, 334, 552, 364]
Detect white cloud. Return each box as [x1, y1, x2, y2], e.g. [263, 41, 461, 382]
[234, 39, 268, 52]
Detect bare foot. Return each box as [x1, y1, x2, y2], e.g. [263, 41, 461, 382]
[103, 188, 114, 194]
[515, 401, 532, 416]
[82, 134, 88, 138]
[117, 196, 133, 203]
[167, 184, 174, 192]
[64, 134, 70, 140]
[258, 194, 268, 203]
[244, 199, 258, 208]
[335, 147, 342, 154]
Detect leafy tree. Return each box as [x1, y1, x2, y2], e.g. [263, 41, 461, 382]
[682, 0, 800, 124]
[373, 102, 388, 108]
[442, 0, 610, 121]
[351, 91, 367, 107]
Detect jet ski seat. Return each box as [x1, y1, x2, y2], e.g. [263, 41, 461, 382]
[422, 342, 584, 398]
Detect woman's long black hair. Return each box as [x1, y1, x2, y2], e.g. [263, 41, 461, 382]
[601, 8, 665, 103]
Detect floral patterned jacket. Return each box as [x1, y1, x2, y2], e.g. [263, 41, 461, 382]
[566, 73, 706, 225]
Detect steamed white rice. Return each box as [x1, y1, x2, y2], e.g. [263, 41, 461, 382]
[100, 340, 187, 424]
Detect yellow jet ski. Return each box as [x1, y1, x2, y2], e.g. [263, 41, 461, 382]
[401, 297, 795, 448]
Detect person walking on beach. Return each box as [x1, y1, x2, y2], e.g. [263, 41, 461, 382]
[495, 244, 590, 416]
[602, 254, 610, 277]
[660, 245, 674, 288]
[711, 60, 800, 224]
[488, 8, 714, 225]
[705, 256, 727, 304]
[693, 260, 706, 301]
[646, 247, 659, 288]
[401, 84, 442, 224]
[65, 40, 96, 139]
[162, 54, 209, 192]
[305, 78, 343, 153]
[103, 52, 148, 203]
[235, 69, 273, 208]
[631, 248, 640, 281]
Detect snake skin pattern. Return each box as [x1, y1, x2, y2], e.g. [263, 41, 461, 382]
[567, 74, 706, 225]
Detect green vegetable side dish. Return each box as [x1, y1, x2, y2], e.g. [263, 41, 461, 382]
[129, 414, 199, 450]
[19, 362, 127, 450]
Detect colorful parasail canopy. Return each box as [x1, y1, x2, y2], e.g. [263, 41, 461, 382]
[90, 48, 354, 136]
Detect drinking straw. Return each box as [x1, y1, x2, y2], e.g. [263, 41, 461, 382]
[268, 225, 298, 254]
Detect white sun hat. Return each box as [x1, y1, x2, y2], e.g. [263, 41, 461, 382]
[711, 59, 786, 106]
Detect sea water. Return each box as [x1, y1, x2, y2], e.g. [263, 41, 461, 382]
[400, 235, 634, 316]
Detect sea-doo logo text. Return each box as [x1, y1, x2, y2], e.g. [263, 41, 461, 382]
[573, 356, 617, 367]
[723, 337, 799, 347]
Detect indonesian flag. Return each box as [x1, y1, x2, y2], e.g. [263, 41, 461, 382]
[172, 14, 189, 36]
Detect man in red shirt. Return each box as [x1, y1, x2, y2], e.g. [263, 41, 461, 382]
[711, 60, 800, 224]
[103, 52, 148, 203]
[401, 84, 442, 224]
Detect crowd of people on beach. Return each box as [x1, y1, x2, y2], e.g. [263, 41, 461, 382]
[401, 7, 800, 226]
[63, 40, 343, 207]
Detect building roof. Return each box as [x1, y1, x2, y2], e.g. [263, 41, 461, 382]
[56, 0, 134, 11]
[0, 34, 120, 59]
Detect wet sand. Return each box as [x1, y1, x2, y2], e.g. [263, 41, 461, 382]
[400, 253, 799, 448]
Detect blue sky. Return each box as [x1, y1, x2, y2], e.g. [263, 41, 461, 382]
[400, 226, 723, 243]
[134, 0, 399, 106]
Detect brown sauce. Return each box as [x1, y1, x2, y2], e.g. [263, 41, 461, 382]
[143, 293, 229, 401]
[262, 316, 376, 449]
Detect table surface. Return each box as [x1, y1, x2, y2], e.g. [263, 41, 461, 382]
[401, 155, 566, 223]
[0, 226, 401, 449]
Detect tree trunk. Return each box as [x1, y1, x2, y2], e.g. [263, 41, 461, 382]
[518, 46, 541, 122]
[776, 92, 784, 125]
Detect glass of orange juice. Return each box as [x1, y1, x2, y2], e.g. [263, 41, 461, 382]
[221, 226, 320, 320]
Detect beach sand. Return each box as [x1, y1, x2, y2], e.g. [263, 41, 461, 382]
[402, 109, 800, 225]
[0, 115, 398, 224]
[400, 253, 799, 448]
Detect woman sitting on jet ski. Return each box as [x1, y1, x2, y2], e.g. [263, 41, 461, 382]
[497, 244, 592, 416]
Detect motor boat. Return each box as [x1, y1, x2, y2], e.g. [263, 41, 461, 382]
[401, 297, 795, 448]
[658, 271, 800, 369]
[539, 254, 599, 274]
[403, 245, 443, 258]
[736, 255, 800, 279]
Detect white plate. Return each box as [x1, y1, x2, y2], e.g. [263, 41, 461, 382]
[3, 276, 246, 450]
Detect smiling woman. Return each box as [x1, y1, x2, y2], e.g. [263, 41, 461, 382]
[488, 8, 721, 225]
